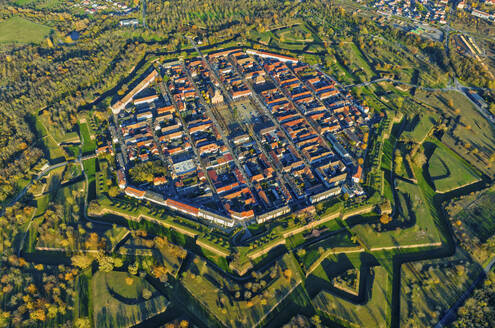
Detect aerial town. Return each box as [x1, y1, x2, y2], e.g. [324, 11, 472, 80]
[372, 0, 495, 23]
[109, 49, 370, 227]
[3, 0, 495, 326]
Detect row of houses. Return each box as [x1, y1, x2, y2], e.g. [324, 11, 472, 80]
[109, 48, 370, 228]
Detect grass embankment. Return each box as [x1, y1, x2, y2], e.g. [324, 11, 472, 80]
[313, 266, 390, 328]
[83, 157, 97, 201]
[15, 0, 62, 9]
[402, 112, 437, 143]
[35, 116, 68, 163]
[181, 253, 302, 328]
[425, 139, 481, 193]
[248, 23, 324, 53]
[38, 112, 80, 144]
[352, 172, 443, 252]
[92, 271, 169, 328]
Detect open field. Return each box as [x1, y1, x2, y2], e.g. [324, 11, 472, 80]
[299, 230, 357, 271]
[0, 16, 52, 44]
[43, 135, 66, 163]
[305, 252, 365, 295]
[425, 140, 481, 193]
[35, 111, 68, 162]
[414, 90, 495, 176]
[274, 24, 314, 43]
[341, 41, 375, 81]
[92, 271, 169, 328]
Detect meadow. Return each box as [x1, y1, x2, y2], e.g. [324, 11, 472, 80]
[0, 16, 51, 44]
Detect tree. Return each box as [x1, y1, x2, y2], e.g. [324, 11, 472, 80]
[114, 258, 124, 268]
[448, 98, 454, 108]
[71, 254, 94, 270]
[74, 318, 91, 328]
[152, 265, 169, 282]
[128, 262, 139, 275]
[311, 315, 322, 327]
[108, 186, 120, 198]
[283, 269, 293, 281]
[125, 276, 134, 286]
[380, 214, 392, 225]
[96, 252, 114, 272]
[142, 288, 152, 300]
[47, 305, 58, 319]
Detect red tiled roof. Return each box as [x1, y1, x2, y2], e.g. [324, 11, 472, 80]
[125, 186, 145, 198]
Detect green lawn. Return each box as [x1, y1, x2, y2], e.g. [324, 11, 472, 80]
[42, 135, 66, 163]
[300, 231, 357, 270]
[305, 252, 364, 296]
[80, 122, 97, 155]
[402, 112, 437, 143]
[415, 90, 495, 177]
[425, 139, 481, 193]
[92, 271, 169, 328]
[83, 158, 97, 201]
[342, 41, 375, 80]
[351, 177, 442, 250]
[34, 116, 67, 163]
[0, 16, 52, 44]
[249, 24, 323, 53]
[313, 266, 390, 328]
[274, 25, 314, 43]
